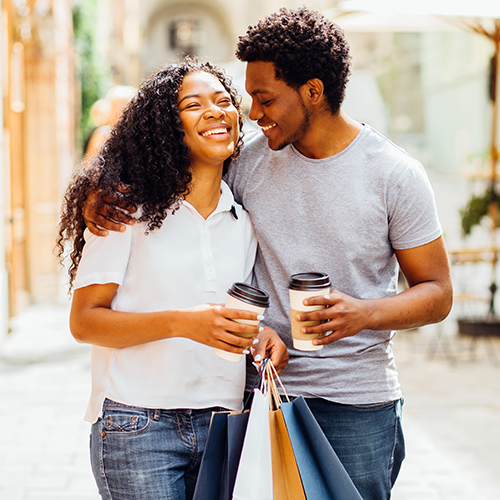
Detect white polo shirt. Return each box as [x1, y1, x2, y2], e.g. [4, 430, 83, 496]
[73, 181, 257, 423]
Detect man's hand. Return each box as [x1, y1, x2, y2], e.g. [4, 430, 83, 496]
[295, 236, 453, 346]
[293, 291, 372, 345]
[252, 326, 289, 374]
[83, 183, 137, 237]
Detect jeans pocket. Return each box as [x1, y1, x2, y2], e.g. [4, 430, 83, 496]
[102, 402, 151, 436]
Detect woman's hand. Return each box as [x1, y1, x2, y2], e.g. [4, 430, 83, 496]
[252, 327, 289, 374]
[83, 183, 137, 237]
[178, 304, 263, 354]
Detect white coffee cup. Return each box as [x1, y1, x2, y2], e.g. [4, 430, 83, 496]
[214, 282, 270, 362]
[288, 272, 331, 351]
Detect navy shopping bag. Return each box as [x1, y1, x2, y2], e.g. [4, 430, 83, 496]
[281, 396, 363, 500]
[220, 411, 250, 500]
[192, 410, 249, 500]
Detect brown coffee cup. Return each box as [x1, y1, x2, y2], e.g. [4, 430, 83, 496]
[288, 272, 331, 351]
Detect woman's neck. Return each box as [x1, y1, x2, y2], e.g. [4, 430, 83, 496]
[184, 163, 224, 219]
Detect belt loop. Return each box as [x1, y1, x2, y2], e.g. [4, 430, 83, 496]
[150, 409, 160, 421]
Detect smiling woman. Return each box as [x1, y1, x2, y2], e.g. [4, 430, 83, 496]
[55, 57, 287, 500]
[178, 72, 240, 187]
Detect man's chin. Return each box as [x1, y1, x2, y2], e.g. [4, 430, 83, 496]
[266, 136, 288, 151]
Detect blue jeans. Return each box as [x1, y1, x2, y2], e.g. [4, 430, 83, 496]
[90, 399, 222, 500]
[305, 397, 405, 500]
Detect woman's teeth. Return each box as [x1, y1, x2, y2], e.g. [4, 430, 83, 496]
[201, 128, 228, 137]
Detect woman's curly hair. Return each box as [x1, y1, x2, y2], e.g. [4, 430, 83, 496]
[235, 7, 351, 114]
[56, 57, 244, 289]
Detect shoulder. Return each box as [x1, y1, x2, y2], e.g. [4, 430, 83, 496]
[360, 125, 419, 167]
[233, 131, 269, 169]
[83, 225, 133, 248]
[226, 130, 288, 188]
[74, 225, 135, 290]
[353, 125, 428, 184]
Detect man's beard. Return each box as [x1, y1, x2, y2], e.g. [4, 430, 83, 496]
[274, 96, 312, 151]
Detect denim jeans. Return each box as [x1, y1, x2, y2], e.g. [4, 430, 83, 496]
[305, 397, 405, 500]
[90, 399, 222, 500]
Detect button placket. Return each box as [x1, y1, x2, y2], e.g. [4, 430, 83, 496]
[200, 221, 216, 292]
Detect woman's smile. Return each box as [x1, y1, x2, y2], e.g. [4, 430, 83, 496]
[178, 72, 239, 167]
[199, 123, 232, 139]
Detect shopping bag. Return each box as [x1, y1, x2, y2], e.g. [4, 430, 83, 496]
[192, 411, 230, 500]
[281, 396, 363, 500]
[232, 387, 273, 500]
[264, 359, 306, 500]
[220, 411, 250, 500]
[194, 361, 269, 500]
[192, 409, 249, 500]
[269, 405, 306, 499]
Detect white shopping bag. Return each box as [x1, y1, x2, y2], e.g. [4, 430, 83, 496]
[232, 388, 273, 500]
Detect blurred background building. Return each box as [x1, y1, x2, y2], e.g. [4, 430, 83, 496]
[1, 0, 74, 344]
[1, 0, 498, 343]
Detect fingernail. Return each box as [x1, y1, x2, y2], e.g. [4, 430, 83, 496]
[254, 354, 262, 362]
[257, 315, 265, 320]
[242, 349, 250, 355]
[250, 347, 255, 355]
[259, 326, 264, 332]
[253, 338, 260, 344]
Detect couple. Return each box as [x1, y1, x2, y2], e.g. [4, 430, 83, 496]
[58, 7, 452, 500]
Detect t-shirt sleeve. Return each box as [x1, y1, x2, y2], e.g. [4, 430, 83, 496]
[73, 227, 132, 290]
[388, 161, 443, 250]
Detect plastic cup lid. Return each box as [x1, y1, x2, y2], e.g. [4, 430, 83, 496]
[227, 282, 270, 308]
[288, 272, 331, 291]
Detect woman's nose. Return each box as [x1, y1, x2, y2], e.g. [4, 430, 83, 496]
[204, 103, 224, 119]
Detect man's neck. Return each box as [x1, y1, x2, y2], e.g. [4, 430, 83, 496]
[292, 109, 363, 160]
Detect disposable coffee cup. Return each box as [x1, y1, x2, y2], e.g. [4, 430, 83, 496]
[288, 272, 331, 351]
[214, 282, 270, 362]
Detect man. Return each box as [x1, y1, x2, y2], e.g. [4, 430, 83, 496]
[82, 8, 452, 499]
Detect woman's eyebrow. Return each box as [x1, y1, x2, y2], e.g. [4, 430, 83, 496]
[178, 90, 225, 105]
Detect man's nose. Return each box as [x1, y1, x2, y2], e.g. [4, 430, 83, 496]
[248, 99, 263, 121]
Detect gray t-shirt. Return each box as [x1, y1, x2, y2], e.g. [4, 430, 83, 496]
[225, 124, 442, 404]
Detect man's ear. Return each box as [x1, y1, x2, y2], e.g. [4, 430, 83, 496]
[304, 78, 325, 104]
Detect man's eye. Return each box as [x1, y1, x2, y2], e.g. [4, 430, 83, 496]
[261, 100, 272, 106]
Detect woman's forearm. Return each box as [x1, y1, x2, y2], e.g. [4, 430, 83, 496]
[70, 286, 264, 351]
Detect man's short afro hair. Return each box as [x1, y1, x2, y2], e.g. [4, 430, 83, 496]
[236, 7, 351, 114]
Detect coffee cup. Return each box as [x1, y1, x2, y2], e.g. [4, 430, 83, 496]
[288, 272, 331, 351]
[214, 282, 270, 362]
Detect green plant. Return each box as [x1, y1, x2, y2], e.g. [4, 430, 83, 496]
[459, 187, 500, 236]
[72, 0, 110, 153]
